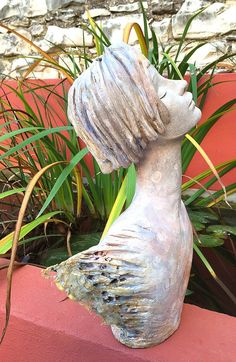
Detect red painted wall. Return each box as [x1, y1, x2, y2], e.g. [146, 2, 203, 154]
[0, 259, 235, 362]
[184, 74, 236, 190]
[0, 74, 235, 190]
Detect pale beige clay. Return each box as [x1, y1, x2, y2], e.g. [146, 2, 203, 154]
[45, 43, 202, 348]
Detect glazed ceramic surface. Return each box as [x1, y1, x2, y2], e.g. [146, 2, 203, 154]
[46, 43, 202, 348]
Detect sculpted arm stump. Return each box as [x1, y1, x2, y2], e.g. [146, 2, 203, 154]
[45, 43, 202, 348]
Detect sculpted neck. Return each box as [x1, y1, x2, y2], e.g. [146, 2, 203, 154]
[134, 139, 182, 209]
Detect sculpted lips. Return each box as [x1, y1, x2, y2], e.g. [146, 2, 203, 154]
[187, 93, 195, 109]
[189, 100, 195, 110]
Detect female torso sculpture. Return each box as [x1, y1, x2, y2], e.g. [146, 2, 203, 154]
[46, 43, 201, 348]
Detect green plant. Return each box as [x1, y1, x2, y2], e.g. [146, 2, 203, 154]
[0, 1, 235, 342]
[85, 2, 236, 310]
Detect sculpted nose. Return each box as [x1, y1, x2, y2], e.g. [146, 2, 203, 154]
[175, 80, 188, 95]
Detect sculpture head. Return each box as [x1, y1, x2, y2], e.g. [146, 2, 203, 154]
[68, 43, 201, 173]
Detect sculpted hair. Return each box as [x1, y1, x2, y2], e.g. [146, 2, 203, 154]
[68, 43, 170, 173]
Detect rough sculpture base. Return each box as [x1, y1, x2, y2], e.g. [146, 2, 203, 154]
[111, 321, 180, 348]
[110, 292, 184, 348]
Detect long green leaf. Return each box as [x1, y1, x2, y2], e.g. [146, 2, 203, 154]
[37, 148, 88, 217]
[197, 53, 236, 82]
[0, 127, 43, 143]
[196, 183, 236, 207]
[0, 187, 26, 199]
[182, 99, 236, 172]
[163, 52, 183, 79]
[126, 164, 136, 208]
[174, 6, 208, 62]
[0, 126, 73, 161]
[0, 211, 61, 254]
[193, 243, 236, 304]
[139, 0, 149, 51]
[182, 160, 235, 191]
[150, 29, 159, 65]
[178, 42, 206, 76]
[189, 63, 198, 103]
[101, 175, 128, 239]
[184, 161, 236, 205]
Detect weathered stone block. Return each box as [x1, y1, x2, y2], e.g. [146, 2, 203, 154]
[30, 24, 45, 37]
[44, 26, 93, 47]
[82, 8, 111, 19]
[0, 27, 8, 34]
[7, 16, 30, 27]
[85, 0, 105, 5]
[58, 54, 86, 75]
[0, 29, 32, 56]
[0, 0, 17, 20]
[151, 0, 174, 14]
[11, 57, 34, 75]
[232, 42, 236, 53]
[46, 0, 85, 11]
[172, 1, 236, 39]
[172, 40, 231, 68]
[0, 0, 47, 20]
[34, 38, 56, 53]
[25, 0, 48, 17]
[109, 2, 148, 13]
[151, 0, 184, 15]
[226, 30, 236, 41]
[151, 18, 172, 44]
[102, 14, 151, 45]
[0, 59, 12, 77]
[11, 57, 59, 78]
[55, 8, 77, 23]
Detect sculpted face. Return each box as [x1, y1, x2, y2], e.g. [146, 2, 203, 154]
[147, 62, 202, 139]
[68, 43, 202, 173]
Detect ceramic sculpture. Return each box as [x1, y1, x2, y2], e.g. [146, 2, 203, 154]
[45, 43, 202, 348]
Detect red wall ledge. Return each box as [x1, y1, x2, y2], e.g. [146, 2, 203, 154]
[0, 260, 235, 362]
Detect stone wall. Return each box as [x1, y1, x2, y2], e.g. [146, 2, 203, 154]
[0, 0, 235, 78]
